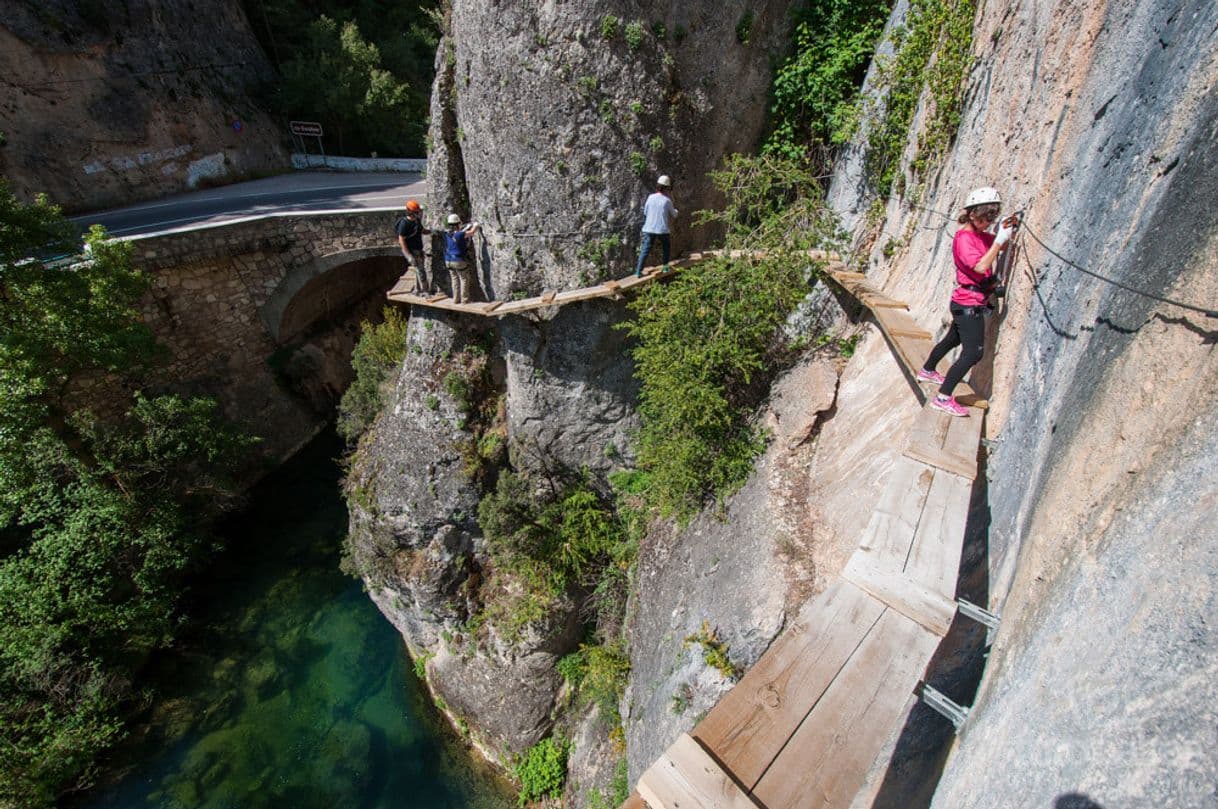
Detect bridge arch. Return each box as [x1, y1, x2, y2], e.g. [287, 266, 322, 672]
[262, 246, 403, 343]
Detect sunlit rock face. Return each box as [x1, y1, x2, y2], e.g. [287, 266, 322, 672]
[820, 0, 1218, 804]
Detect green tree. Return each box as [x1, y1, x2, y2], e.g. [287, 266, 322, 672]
[765, 0, 893, 165]
[0, 183, 253, 805]
[621, 155, 837, 520]
[273, 10, 433, 156]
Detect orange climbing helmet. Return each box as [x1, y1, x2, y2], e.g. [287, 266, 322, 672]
[405, 199, 422, 213]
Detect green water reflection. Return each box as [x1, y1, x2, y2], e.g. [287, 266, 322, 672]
[84, 430, 514, 809]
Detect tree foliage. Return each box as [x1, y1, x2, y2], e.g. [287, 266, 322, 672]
[765, 0, 893, 164]
[247, 0, 440, 156]
[0, 182, 253, 805]
[620, 155, 837, 521]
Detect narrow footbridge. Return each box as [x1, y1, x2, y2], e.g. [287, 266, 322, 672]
[387, 251, 987, 807]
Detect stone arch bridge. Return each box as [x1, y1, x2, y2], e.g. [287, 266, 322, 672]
[123, 210, 404, 459]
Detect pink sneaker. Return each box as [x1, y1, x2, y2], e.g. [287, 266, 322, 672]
[916, 368, 946, 385]
[930, 395, 969, 417]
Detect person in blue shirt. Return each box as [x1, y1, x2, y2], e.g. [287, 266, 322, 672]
[443, 214, 481, 303]
[634, 175, 678, 277]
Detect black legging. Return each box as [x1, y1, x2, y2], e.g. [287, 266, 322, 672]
[923, 304, 987, 396]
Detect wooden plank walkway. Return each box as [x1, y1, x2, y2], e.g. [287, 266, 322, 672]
[626, 271, 986, 809]
[390, 249, 988, 808]
[385, 249, 842, 317]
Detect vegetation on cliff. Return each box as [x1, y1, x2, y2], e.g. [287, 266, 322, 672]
[244, 0, 440, 156]
[621, 154, 838, 521]
[0, 184, 253, 805]
[862, 0, 977, 195]
[766, 0, 893, 164]
[337, 306, 409, 443]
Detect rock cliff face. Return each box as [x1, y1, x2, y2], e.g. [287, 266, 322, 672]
[820, 0, 1218, 804]
[347, 0, 797, 767]
[0, 0, 286, 211]
[354, 0, 1216, 804]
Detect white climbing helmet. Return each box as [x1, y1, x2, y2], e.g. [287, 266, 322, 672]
[963, 187, 1001, 209]
[447, 213, 461, 225]
[656, 175, 672, 187]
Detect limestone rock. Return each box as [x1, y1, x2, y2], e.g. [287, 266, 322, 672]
[0, 0, 287, 211]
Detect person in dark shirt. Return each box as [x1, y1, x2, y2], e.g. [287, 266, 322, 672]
[396, 199, 432, 293]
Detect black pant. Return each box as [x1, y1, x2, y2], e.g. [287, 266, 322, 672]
[923, 304, 987, 396]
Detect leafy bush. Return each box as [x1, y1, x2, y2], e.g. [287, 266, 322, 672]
[864, 0, 977, 195]
[337, 307, 408, 443]
[514, 737, 568, 806]
[557, 648, 588, 689]
[765, 0, 892, 164]
[621, 155, 835, 520]
[600, 14, 619, 40]
[581, 641, 630, 721]
[624, 20, 646, 50]
[477, 472, 634, 640]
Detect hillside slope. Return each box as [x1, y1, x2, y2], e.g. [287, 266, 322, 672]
[0, 0, 286, 211]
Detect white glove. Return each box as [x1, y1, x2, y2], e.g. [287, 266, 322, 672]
[995, 221, 1015, 245]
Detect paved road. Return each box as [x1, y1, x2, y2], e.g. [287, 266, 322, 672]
[70, 171, 427, 238]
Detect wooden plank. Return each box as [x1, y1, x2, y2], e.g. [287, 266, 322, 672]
[555, 286, 613, 304]
[637, 734, 760, 809]
[873, 308, 926, 334]
[541, 290, 557, 304]
[904, 469, 973, 598]
[692, 580, 886, 790]
[904, 406, 952, 459]
[902, 410, 978, 481]
[752, 609, 941, 809]
[943, 406, 984, 464]
[856, 457, 936, 564]
[841, 551, 957, 636]
[481, 300, 505, 313]
[426, 293, 448, 302]
[603, 280, 621, 292]
[387, 275, 415, 297]
[886, 326, 932, 339]
[618, 793, 647, 809]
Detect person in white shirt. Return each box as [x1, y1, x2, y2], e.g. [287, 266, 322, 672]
[634, 175, 678, 277]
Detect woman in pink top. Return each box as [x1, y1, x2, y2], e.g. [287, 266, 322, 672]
[916, 187, 1018, 417]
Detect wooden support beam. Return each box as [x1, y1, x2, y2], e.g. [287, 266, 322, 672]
[864, 297, 912, 310]
[637, 734, 760, 809]
[481, 301, 504, 313]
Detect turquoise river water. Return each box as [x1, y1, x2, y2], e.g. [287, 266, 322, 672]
[83, 430, 515, 809]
